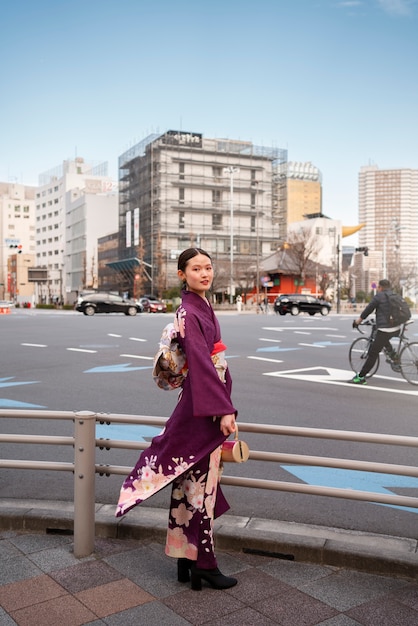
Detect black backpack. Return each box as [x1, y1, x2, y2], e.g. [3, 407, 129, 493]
[385, 292, 411, 326]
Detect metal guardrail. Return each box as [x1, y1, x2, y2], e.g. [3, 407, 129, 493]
[1, 409, 418, 557]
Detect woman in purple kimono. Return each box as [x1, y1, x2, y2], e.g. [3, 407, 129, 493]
[116, 248, 238, 591]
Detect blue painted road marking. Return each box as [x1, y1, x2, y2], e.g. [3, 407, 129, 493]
[0, 377, 39, 388]
[283, 465, 418, 514]
[84, 363, 153, 373]
[0, 399, 46, 408]
[0, 378, 42, 407]
[96, 423, 162, 442]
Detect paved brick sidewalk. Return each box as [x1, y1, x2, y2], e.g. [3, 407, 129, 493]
[1, 526, 418, 626]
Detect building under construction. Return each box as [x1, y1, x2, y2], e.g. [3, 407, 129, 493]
[109, 130, 287, 300]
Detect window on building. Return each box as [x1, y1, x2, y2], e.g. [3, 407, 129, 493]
[179, 162, 185, 180]
[179, 188, 185, 204]
[213, 166, 222, 178]
[179, 211, 185, 229]
[240, 240, 252, 254]
[251, 169, 256, 181]
[212, 213, 222, 229]
[212, 189, 222, 205]
[251, 215, 256, 232]
[251, 192, 256, 209]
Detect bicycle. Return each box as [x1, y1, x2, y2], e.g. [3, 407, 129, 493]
[349, 318, 418, 386]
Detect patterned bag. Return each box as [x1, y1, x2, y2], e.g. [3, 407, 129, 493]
[152, 322, 188, 390]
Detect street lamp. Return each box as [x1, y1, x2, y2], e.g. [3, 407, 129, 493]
[251, 180, 261, 306]
[224, 166, 239, 304]
[383, 220, 403, 279]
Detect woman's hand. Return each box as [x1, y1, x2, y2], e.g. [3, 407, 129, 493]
[219, 414, 236, 436]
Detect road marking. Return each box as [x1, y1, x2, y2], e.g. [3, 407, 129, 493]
[108, 333, 122, 337]
[248, 356, 284, 363]
[313, 341, 350, 347]
[257, 346, 301, 353]
[294, 331, 311, 335]
[85, 363, 152, 373]
[0, 399, 46, 408]
[0, 377, 39, 388]
[283, 466, 418, 515]
[67, 348, 97, 353]
[298, 343, 326, 348]
[21, 343, 47, 347]
[97, 423, 162, 442]
[259, 338, 281, 343]
[263, 326, 338, 332]
[326, 334, 347, 338]
[120, 354, 153, 360]
[264, 366, 418, 396]
[129, 337, 147, 342]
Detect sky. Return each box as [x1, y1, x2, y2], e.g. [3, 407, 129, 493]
[1, 0, 418, 245]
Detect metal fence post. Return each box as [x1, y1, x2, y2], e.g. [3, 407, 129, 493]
[73, 411, 96, 557]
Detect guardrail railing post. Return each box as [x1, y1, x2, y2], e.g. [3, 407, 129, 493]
[73, 411, 96, 557]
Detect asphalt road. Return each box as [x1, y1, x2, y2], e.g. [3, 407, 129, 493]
[1, 307, 418, 540]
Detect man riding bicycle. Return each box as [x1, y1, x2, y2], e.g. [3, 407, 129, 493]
[350, 279, 400, 384]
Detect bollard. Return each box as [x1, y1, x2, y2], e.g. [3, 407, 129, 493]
[73, 411, 96, 557]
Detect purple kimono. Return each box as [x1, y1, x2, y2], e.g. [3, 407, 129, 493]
[116, 290, 237, 568]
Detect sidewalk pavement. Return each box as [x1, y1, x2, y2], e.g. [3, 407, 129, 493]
[1, 500, 418, 626]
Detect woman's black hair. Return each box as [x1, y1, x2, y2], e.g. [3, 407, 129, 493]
[177, 248, 212, 272]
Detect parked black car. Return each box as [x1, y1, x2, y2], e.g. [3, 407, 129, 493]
[75, 292, 142, 316]
[274, 294, 331, 316]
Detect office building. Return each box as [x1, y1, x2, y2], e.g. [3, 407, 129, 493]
[114, 130, 287, 299]
[359, 165, 418, 287]
[35, 158, 118, 304]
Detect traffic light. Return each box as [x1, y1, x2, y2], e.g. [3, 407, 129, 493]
[356, 246, 368, 256]
[9, 245, 22, 254]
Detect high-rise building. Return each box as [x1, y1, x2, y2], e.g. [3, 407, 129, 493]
[35, 158, 118, 304]
[285, 161, 322, 228]
[114, 130, 287, 299]
[358, 165, 418, 286]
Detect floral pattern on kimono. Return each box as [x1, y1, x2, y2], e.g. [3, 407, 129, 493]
[165, 445, 222, 568]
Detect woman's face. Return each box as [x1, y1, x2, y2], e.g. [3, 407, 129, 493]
[178, 253, 213, 297]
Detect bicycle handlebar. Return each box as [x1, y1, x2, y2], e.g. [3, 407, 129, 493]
[354, 319, 375, 334]
[354, 318, 413, 335]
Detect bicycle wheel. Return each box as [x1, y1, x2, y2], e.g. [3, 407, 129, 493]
[349, 337, 379, 378]
[399, 342, 418, 385]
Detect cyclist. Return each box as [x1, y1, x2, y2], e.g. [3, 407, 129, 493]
[350, 279, 400, 384]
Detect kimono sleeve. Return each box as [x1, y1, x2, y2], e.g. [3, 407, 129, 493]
[182, 312, 236, 419]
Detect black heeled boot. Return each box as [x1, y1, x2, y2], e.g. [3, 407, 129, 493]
[190, 564, 238, 591]
[177, 558, 193, 583]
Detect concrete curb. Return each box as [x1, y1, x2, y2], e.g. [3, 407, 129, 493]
[1, 499, 417, 580]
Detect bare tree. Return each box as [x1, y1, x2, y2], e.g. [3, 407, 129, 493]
[389, 262, 417, 295]
[285, 226, 323, 290]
